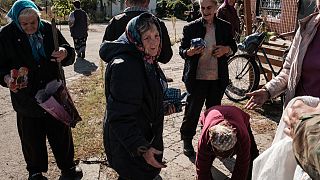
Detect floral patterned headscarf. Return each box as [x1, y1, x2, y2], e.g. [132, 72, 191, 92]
[125, 12, 162, 64]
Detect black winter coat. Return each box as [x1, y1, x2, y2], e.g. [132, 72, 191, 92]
[100, 36, 165, 179]
[0, 21, 75, 117]
[179, 17, 237, 93]
[102, 10, 173, 64]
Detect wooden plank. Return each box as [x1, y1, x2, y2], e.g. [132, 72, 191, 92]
[263, 39, 291, 48]
[260, 44, 287, 57]
[257, 53, 283, 67]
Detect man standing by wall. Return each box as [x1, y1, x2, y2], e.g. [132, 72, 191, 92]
[69, 0, 89, 58]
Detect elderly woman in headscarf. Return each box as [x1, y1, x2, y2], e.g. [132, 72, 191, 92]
[0, 0, 82, 179]
[100, 12, 172, 180]
[216, 0, 241, 39]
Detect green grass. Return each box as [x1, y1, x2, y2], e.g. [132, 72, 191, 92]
[69, 69, 106, 160]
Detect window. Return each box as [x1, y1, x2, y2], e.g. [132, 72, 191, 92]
[258, 0, 281, 19]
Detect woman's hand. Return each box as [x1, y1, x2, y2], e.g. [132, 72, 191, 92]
[164, 103, 176, 116]
[4, 74, 18, 93]
[212, 45, 231, 58]
[51, 47, 68, 62]
[244, 89, 269, 109]
[142, 147, 167, 168]
[186, 46, 205, 57]
[284, 100, 320, 137]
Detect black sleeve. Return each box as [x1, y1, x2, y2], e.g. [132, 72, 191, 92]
[0, 33, 10, 87]
[106, 58, 150, 156]
[179, 24, 192, 60]
[102, 18, 118, 42]
[57, 28, 75, 66]
[157, 20, 173, 64]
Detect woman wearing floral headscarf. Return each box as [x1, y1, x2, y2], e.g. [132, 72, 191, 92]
[0, 0, 82, 179]
[100, 12, 171, 180]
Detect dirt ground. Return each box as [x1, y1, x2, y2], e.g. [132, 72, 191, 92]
[0, 20, 283, 179]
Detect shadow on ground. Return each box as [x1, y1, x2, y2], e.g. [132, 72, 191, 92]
[255, 98, 283, 123]
[74, 57, 98, 76]
[211, 166, 230, 180]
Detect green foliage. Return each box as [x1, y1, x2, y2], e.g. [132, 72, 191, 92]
[156, 0, 168, 18]
[156, 0, 193, 20]
[167, 0, 189, 19]
[52, 0, 73, 20]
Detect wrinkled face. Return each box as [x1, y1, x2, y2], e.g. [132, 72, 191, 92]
[141, 24, 160, 57]
[19, 14, 38, 35]
[200, 0, 218, 23]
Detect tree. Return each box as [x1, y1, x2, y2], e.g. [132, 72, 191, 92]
[52, 0, 73, 20]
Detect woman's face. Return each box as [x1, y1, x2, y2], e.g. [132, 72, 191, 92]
[19, 14, 38, 35]
[200, 0, 218, 23]
[141, 24, 160, 57]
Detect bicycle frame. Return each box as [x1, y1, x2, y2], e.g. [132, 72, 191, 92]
[254, 47, 283, 82]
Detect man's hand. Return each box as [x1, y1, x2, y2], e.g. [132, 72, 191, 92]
[187, 46, 205, 57]
[51, 47, 68, 62]
[284, 100, 319, 137]
[244, 89, 269, 109]
[142, 147, 167, 168]
[212, 45, 231, 58]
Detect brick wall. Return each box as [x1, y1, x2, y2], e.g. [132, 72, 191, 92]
[252, 0, 298, 34]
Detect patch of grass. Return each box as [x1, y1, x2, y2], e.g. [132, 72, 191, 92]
[69, 70, 106, 160]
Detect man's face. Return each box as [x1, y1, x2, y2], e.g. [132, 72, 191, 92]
[199, 0, 218, 22]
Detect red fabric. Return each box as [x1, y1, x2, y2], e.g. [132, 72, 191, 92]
[196, 105, 251, 180]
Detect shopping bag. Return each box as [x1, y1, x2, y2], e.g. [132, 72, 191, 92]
[35, 80, 81, 127]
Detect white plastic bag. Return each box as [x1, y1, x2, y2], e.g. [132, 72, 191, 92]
[252, 96, 319, 180]
[252, 136, 297, 180]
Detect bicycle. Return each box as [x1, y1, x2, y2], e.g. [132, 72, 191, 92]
[225, 32, 285, 102]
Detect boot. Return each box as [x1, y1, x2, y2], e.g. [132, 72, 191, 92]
[60, 166, 83, 179]
[183, 139, 195, 157]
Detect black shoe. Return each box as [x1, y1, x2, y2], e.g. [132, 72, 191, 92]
[60, 166, 83, 179]
[183, 140, 195, 157]
[28, 173, 47, 180]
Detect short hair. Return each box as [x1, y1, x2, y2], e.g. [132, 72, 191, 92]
[73, 1, 81, 9]
[19, 8, 40, 19]
[127, 0, 150, 6]
[209, 121, 237, 152]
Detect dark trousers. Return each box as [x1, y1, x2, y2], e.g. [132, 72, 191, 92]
[181, 80, 224, 140]
[247, 125, 259, 180]
[17, 113, 75, 174]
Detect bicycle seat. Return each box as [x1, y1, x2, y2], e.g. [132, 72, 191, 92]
[238, 32, 266, 54]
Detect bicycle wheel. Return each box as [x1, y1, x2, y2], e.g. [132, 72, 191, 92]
[225, 54, 260, 102]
